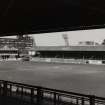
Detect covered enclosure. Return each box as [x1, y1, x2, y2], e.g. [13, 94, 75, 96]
[35, 46, 105, 60]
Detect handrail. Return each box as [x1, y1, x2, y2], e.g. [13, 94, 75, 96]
[0, 80, 105, 105]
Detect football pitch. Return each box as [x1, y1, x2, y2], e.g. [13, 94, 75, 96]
[0, 61, 105, 97]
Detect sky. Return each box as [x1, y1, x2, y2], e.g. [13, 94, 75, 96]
[2, 28, 105, 46]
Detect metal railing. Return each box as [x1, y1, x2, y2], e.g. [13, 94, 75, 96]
[0, 80, 105, 105]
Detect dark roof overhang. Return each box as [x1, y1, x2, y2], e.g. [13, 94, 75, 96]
[0, 0, 105, 36]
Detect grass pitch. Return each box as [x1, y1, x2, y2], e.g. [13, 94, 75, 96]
[0, 61, 105, 97]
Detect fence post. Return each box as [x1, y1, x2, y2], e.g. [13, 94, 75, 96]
[81, 97, 84, 105]
[90, 95, 95, 105]
[3, 81, 7, 97]
[0, 83, 1, 105]
[54, 92, 57, 105]
[21, 87, 23, 98]
[37, 87, 43, 105]
[31, 88, 34, 104]
[0, 83, 1, 95]
[9, 84, 12, 96]
[58, 95, 60, 104]
[76, 97, 79, 105]
[2, 81, 8, 105]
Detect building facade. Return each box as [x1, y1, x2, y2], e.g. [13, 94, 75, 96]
[0, 35, 35, 59]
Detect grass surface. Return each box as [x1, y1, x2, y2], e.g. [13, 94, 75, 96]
[0, 61, 105, 97]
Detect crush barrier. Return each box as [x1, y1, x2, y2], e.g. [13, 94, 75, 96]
[31, 57, 87, 64]
[0, 80, 105, 105]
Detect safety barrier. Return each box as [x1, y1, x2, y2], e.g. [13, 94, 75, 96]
[0, 80, 105, 105]
[31, 57, 87, 64]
